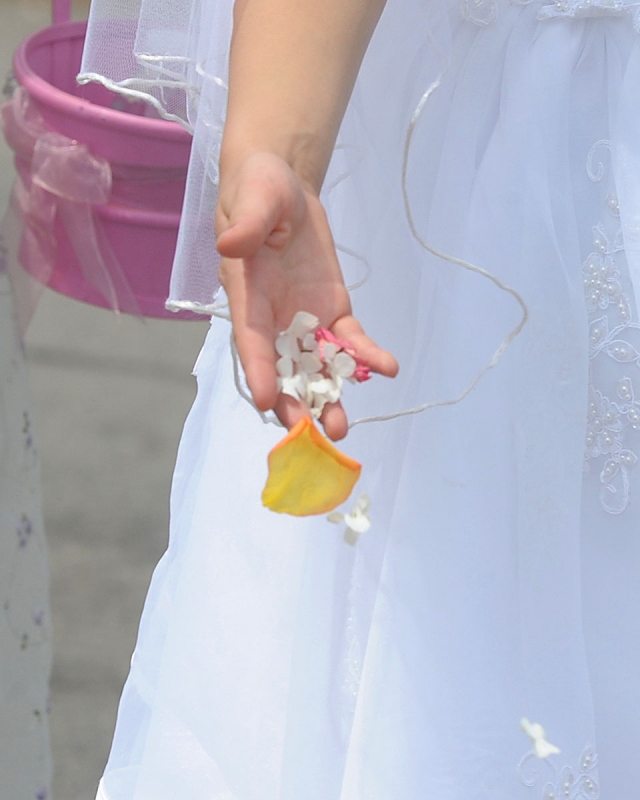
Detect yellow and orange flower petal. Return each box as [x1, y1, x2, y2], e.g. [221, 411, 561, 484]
[262, 417, 361, 516]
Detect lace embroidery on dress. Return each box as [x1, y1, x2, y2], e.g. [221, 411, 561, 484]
[462, 0, 640, 27]
[518, 745, 599, 799]
[537, 0, 640, 28]
[583, 141, 640, 514]
[461, 0, 499, 26]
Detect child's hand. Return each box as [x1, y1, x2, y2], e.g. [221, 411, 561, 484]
[216, 152, 397, 440]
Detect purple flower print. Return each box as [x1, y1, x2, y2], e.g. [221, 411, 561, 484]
[16, 514, 32, 548]
[32, 608, 45, 627]
[22, 411, 33, 450]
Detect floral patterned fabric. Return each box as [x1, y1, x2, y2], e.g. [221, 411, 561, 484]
[0, 239, 52, 799]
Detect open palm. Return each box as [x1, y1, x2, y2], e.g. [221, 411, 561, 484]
[217, 153, 397, 440]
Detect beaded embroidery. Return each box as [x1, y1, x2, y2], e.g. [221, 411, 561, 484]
[537, 0, 640, 27]
[461, 0, 640, 27]
[583, 142, 640, 514]
[518, 745, 599, 798]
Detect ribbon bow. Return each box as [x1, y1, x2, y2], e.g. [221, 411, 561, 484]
[1, 86, 140, 319]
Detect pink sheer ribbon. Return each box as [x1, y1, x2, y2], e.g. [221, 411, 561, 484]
[0, 86, 140, 319]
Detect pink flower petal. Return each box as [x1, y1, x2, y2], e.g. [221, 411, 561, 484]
[354, 362, 371, 382]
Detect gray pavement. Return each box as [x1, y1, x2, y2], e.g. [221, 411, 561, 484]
[1, 3, 210, 798]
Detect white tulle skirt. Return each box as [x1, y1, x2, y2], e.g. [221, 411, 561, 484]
[83, 0, 640, 797]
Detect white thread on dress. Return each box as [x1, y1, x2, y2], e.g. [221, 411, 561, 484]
[229, 334, 278, 427]
[165, 244, 370, 318]
[91, 22, 528, 427]
[166, 299, 230, 317]
[212, 76, 530, 432]
[75, 72, 196, 130]
[218, 83, 531, 430]
[336, 244, 372, 293]
[349, 77, 529, 429]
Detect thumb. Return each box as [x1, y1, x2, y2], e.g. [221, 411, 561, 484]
[216, 163, 297, 259]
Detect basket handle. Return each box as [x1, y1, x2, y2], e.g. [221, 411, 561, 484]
[52, 0, 72, 24]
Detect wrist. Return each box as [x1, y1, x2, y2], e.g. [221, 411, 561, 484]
[219, 128, 333, 197]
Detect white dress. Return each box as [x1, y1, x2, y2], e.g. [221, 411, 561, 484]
[81, 0, 640, 797]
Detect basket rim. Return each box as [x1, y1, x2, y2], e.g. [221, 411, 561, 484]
[13, 20, 192, 144]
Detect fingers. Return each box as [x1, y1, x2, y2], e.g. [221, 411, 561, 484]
[320, 402, 349, 441]
[273, 394, 310, 430]
[222, 264, 396, 433]
[272, 395, 348, 441]
[220, 256, 279, 412]
[242, 345, 279, 412]
[215, 152, 397, 438]
[332, 316, 399, 378]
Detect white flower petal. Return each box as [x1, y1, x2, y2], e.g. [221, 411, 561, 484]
[299, 351, 323, 374]
[344, 527, 360, 546]
[520, 718, 532, 734]
[533, 739, 561, 759]
[275, 333, 301, 360]
[325, 382, 342, 404]
[310, 395, 329, 419]
[344, 512, 371, 534]
[309, 376, 341, 407]
[321, 342, 338, 362]
[330, 492, 372, 544]
[280, 374, 304, 400]
[302, 332, 318, 351]
[332, 352, 357, 378]
[276, 356, 294, 378]
[528, 722, 545, 740]
[280, 384, 301, 400]
[308, 378, 335, 396]
[520, 718, 560, 759]
[287, 311, 319, 340]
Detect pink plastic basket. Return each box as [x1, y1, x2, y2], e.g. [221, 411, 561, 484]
[6, 0, 196, 319]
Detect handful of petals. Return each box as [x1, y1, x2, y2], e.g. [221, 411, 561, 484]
[263, 312, 372, 517]
[276, 312, 371, 419]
